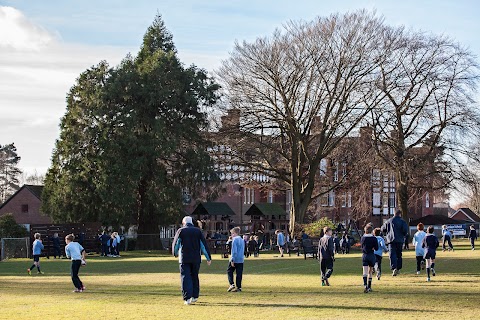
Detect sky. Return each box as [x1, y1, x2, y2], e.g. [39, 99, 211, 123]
[0, 0, 479, 182]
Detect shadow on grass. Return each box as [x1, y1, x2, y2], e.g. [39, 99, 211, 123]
[195, 301, 420, 312]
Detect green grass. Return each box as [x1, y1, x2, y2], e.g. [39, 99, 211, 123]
[1, 240, 479, 320]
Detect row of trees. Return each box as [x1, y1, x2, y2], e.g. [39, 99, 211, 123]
[216, 10, 479, 232]
[42, 11, 479, 236]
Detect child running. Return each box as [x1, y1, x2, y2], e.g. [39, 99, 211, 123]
[373, 228, 387, 280]
[412, 223, 427, 274]
[27, 233, 44, 275]
[422, 226, 439, 282]
[227, 227, 245, 292]
[318, 226, 335, 286]
[361, 224, 378, 293]
[65, 234, 86, 292]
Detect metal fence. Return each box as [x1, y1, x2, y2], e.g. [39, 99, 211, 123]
[0, 237, 30, 261]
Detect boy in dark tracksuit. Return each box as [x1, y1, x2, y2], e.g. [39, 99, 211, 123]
[318, 227, 335, 286]
[422, 226, 439, 282]
[361, 225, 378, 293]
[468, 225, 477, 250]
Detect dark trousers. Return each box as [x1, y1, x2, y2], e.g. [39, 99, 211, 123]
[443, 235, 453, 250]
[416, 255, 425, 271]
[53, 246, 61, 258]
[101, 244, 108, 256]
[388, 242, 403, 270]
[227, 262, 244, 288]
[374, 254, 383, 273]
[470, 238, 475, 249]
[320, 258, 333, 279]
[71, 260, 83, 289]
[180, 262, 200, 301]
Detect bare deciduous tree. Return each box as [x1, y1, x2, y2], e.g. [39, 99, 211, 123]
[217, 10, 386, 233]
[371, 28, 480, 221]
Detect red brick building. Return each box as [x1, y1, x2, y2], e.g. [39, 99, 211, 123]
[0, 184, 52, 226]
[195, 110, 444, 232]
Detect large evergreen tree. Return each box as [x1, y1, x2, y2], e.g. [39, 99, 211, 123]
[42, 15, 220, 235]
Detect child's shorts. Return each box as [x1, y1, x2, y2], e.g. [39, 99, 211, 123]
[33, 255, 40, 262]
[424, 250, 436, 260]
[362, 254, 376, 267]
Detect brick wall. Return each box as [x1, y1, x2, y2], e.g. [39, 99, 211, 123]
[0, 188, 52, 224]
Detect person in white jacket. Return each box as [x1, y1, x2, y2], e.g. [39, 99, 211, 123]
[412, 223, 427, 275]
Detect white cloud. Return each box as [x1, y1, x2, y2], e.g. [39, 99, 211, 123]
[0, 6, 55, 50]
[0, 6, 132, 175]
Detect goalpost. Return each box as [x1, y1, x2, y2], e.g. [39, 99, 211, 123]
[0, 237, 30, 261]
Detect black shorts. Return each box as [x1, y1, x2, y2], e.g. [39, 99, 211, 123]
[424, 250, 436, 260]
[362, 254, 376, 267]
[33, 255, 40, 262]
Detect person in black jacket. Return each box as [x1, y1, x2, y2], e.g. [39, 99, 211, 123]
[173, 216, 212, 305]
[469, 225, 477, 250]
[51, 233, 61, 259]
[422, 226, 439, 282]
[98, 231, 110, 257]
[361, 224, 379, 293]
[381, 210, 408, 276]
[318, 227, 335, 286]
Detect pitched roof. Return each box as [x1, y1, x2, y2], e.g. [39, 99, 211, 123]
[0, 184, 44, 210]
[245, 203, 286, 216]
[451, 208, 480, 223]
[409, 214, 465, 226]
[191, 202, 235, 216]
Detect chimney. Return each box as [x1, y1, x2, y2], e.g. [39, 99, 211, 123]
[359, 126, 373, 140]
[220, 109, 240, 131]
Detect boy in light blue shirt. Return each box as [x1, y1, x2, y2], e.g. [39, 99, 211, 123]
[227, 227, 245, 292]
[65, 234, 86, 292]
[442, 225, 454, 251]
[412, 223, 427, 274]
[275, 230, 286, 257]
[28, 233, 44, 275]
[373, 228, 388, 280]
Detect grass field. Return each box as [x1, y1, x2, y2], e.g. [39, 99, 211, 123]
[1, 240, 479, 320]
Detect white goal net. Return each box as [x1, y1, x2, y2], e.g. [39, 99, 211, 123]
[0, 237, 30, 260]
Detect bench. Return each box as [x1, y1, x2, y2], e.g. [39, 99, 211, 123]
[301, 239, 318, 260]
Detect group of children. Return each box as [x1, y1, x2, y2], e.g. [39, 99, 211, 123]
[317, 222, 458, 293]
[98, 231, 121, 257]
[27, 233, 87, 292]
[26, 223, 477, 295]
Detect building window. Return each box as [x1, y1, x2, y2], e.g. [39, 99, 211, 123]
[388, 192, 396, 208]
[425, 192, 430, 208]
[286, 190, 292, 215]
[244, 188, 255, 205]
[347, 192, 352, 208]
[328, 191, 335, 207]
[268, 190, 273, 203]
[341, 192, 347, 207]
[333, 161, 339, 182]
[21, 204, 29, 213]
[320, 192, 329, 206]
[320, 159, 327, 176]
[181, 188, 191, 205]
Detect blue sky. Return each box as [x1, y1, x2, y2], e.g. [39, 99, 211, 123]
[0, 0, 479, 188]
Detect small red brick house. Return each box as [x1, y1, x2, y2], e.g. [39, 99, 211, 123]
[0, 184, 52, 225]
[450, 208, 480, 223]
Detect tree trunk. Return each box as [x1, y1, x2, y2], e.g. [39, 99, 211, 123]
[136, 177, 159, 250]
[396, 167, 409, 222]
